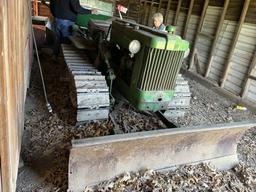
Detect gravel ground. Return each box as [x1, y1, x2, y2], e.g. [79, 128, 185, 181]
[17, 50, 256, 192]
[88, 164, 256, 192]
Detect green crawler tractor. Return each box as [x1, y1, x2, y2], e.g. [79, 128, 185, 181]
[108, 19, 189, 112]
[62, 0, 191, 123]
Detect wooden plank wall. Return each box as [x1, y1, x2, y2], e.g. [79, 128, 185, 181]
[246, 80, 256, 103]
[208, 21, 237, 82]
[195, 6, 222, 74]
[125, 0, 256, 108]
[245, 0, 256, 24]
[0, 0, 31, 191]
[223, 23, 256, 95]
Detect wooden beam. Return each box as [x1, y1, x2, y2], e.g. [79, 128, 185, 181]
[138, 0, 143, 24]
[33, 0, 38, 16]
[241, 49, 256, 98]
[220, 0, 251, 88]
[0, 0, 29, 191]
[182, 0, 195, 39]
[143, 1, 148, 25]
[0, 167, 2, 192]
[158, 0, 163, 12]
[204, 0, 230, 78]
[188, 0, 209, 70]
[173, 0, 182, 26]
[249, 75, 256, 81]
[194, 49, 203, 75]
[164, 0, 172, 24]
[147, 1, 155, 26]
[0, 0, 14, 190]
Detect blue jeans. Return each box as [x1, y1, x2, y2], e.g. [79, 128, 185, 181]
[55, 18, 74, 41]
[53, 18, 74, 56]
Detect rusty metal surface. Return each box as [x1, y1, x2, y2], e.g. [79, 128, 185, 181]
[68, 121, 256, 192]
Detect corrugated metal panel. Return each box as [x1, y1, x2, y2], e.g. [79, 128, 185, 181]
[223, 23, 256, 95]
[195, 6, 222, 74]
[208, 21, 237, 81]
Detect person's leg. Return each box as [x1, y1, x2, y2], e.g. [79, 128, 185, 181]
[52, 18, 74, 58]
[59, 20, 74, 43]
[52, 18, 62, 57]
[55, 19, 74, 42]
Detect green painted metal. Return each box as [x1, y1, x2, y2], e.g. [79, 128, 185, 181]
[111, 20, 189, 51]
[166, 25, 176, 34]
[79, 0, 114, 16]
[116, 76, 175, 112]
[76, 0, 113, 28]
[76, 14, 111, 28]
[109, 20, 189, 111]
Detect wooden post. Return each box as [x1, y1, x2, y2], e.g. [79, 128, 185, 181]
[188, 0, 209, 70]
[0, 0, 30, 191]
[164, 0, 172, 24]
[241, 50, 256, 98]
[0, 168, 2, 192]
[182, 0, 195, 39]
[173, 0, 182, 26]
[138, 0, 143, 24]
[204, 0, 230, 78]
[158, 0, 163, 12]
[33, 0, 38, 16]
[1, 1, 16, 191]
[143, 0, 148, 25]
[147, 0, 155, 25]
[220, 0, 251, 88]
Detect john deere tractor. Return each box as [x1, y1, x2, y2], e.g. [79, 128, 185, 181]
[61, 0, 191, 123]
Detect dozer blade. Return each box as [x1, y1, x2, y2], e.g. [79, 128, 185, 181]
[68, 121, 256, 192]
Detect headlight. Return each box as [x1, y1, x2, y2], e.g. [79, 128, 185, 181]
[129, 40, 141, 54]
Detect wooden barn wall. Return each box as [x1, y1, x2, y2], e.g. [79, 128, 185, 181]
[195, 6, 222, 74]
[0, 0, 32, 191]
[246, 0, 256, 24]
[207, 21, 237, 82]
[246, 77, 256, 103]
[223, 23, 256, 95]
[124, 0, 256, 107]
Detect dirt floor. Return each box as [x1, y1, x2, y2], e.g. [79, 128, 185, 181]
[17, 49, 256, 192]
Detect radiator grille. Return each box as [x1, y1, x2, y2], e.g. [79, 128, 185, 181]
[138, 47, 185, 91]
